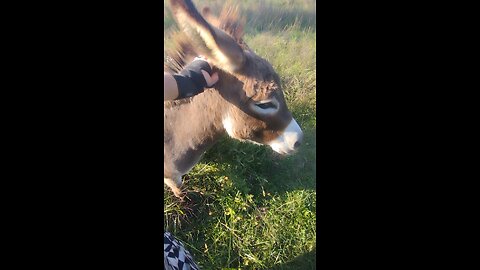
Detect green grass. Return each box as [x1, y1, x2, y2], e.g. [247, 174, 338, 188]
[164, 0, 316, 269]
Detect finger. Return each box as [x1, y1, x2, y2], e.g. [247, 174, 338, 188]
[201, 70, 214, 86]
[201, 70, 219, 87]
[210, 72, 219, 85]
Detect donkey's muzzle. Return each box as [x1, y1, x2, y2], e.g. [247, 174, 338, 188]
[268, 118, 304, 155]
[294, 140, 302, 149]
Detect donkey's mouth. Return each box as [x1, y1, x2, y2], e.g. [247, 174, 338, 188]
[270, 145, 299, 156]
[268, 118, 303, 155]
[272, 148, 297, 156]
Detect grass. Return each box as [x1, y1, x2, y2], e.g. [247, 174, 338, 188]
[164, 0, 316, 269]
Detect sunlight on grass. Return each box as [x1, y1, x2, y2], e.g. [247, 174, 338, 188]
[164, 0, 316, 269]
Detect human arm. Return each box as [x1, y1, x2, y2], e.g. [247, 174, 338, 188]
[164, 72, 180, 101]
[164, 57, 219, 101]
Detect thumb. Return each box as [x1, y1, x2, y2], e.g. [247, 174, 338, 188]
[201, 70, 219, 87]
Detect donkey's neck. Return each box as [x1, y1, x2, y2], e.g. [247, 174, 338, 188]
[164, 89, 228, 154]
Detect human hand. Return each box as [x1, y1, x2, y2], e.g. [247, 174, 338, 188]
[172, 57, 219, 99]
[193, 56, 219, 87]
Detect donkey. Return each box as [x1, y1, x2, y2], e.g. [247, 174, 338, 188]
[164, 0, 304, 198]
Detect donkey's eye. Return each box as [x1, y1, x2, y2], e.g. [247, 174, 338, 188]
[256, 102, 277, 110]
[251, 99, 279, 115]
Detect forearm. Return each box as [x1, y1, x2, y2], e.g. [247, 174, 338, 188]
[164, 58, 218, 101]
[164, 73, 179, 101]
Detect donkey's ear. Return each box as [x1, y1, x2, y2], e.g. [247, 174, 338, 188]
[169, 0, 246, 73]
[201, 7, 220, 27]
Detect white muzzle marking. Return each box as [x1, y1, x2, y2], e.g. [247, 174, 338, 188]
[222, 115, 236, 138]
[268, 118, 303, 155]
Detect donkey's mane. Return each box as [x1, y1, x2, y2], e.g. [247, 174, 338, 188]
[164, 2, 247, 108]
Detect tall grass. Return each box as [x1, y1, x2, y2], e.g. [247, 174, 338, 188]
[164, 0, 316, 33]
[164, 0, 316, 269]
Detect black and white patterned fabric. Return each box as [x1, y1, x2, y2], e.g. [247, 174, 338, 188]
[164, 232, 200, 270]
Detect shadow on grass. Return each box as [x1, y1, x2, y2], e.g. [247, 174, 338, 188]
[202, 125, 316, 197]
[271, 248, 316, 270]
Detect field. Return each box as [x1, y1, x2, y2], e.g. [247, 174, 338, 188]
[164, 0, 316, 269]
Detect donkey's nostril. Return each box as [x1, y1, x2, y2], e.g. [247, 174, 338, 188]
[294, 141, 301, 149]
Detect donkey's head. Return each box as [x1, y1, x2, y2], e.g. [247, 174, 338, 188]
[167, 0, 303, 155]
